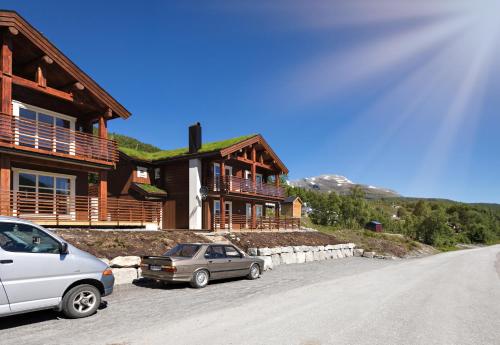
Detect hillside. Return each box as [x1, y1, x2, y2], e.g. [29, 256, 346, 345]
[290, 174, 399, 199]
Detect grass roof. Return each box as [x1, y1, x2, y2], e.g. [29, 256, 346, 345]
[133, 183, 167, 195]
[119, 134, 257, 162]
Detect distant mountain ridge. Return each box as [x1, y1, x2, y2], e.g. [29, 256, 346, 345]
[289, 174, 400, 199]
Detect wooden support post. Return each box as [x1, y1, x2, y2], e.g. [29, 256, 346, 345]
[251, 146, 256, 193]
[220, 196, 225, 230]
[1, 29, 13, 115]
[0, 155, 10, 215]
[220, 159, 225, 191]
[251, 201, 256, 229]
[99, 171, 108, 221]
[275, 202, 280, 230]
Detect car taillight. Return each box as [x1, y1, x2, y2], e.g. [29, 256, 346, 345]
[162, 265, 177, 273]
[103, 268, 113, 276]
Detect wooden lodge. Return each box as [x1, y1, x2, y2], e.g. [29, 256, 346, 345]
[115, 123, 300, 231]
[0, 10, 298, 231]
[0, 10, 162, 229]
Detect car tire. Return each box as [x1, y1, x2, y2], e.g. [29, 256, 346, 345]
[61, 284, 101, 319]
[247, 263, 260, 280]
[190, 269, 209, 288]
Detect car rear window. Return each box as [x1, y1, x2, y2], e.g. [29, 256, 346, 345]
[164, 244, 201, 258]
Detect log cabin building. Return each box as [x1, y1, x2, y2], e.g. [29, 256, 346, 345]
[0, 10, 161, 228]
[116, 123, 300, 231]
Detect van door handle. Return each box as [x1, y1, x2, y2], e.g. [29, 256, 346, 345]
[0, 260, 13, 264]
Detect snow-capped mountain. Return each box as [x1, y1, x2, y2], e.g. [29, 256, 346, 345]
[289, 174, 400, 199]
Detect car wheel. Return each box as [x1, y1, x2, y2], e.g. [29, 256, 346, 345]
[61, 284, 101, 319]
[247, 263, 260, 280]
[190, 269, 209, 288]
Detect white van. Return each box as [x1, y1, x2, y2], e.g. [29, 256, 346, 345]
[0, 217, 114, 318]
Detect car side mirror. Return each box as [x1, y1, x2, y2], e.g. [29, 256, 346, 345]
[204, 253, 210, 259]
[59, 242, 69, 255]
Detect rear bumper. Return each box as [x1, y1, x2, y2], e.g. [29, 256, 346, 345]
[141, 270, 192, 282]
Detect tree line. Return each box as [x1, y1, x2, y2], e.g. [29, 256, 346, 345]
[287, 185, 500, 247]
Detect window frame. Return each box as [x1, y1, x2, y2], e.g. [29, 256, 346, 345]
[12, 168, 76, 218]
[12, 100, 76, 155]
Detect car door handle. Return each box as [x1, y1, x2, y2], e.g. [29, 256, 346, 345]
[208, 260, 213, 263]
[228, 259, 232, 262]
[0, 260, 13, 264]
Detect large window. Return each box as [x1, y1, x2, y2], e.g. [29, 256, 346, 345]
[13, 169, 75, 217]
[12, 101, 76, 155]
[0, 222, 60, 254]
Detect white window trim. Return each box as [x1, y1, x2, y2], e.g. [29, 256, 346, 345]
[12, 100, 76, 155]
[213, 200, 232, 229]
[136, 166, 148, 179]
[12, 168, 76, 219]
[256, 204, 264, 218]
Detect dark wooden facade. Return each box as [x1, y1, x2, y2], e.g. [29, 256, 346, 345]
[117, 134, 300, 231]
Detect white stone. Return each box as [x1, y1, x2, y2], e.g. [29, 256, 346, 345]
[280, 246, 294, 253]
[305, 251, 314, 262]
[281, 252, 297, 264]
[348, 243, 356, 249]
[257, 256, 274, 270]
[317, 246, 325, 252]
[336, 249, 345, 259]
[271, 254, 281, 266]
[258, 247, 272, 256]
[331, 250, 339, 259]
[363, 251, 375, 258]
[318, 251, 326, 261]
[313, 251, 320, 261]
[296, 252, 306, 264]
[325, 245, 335, 250]
[293, 246, 303, 253]
[353, 249, 364, 257]
[248, 248, 258, 256]
[110, 256, 141, 268]
[270, 247, 282, 255]
[112, 268, 138, 285]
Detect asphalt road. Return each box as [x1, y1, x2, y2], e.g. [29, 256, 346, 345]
[2, 245, 500, 345]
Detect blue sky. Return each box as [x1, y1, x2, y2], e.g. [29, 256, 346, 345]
[4, 1, 500, 203]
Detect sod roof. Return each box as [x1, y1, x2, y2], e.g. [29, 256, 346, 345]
[119, 134, 257, 162]
[132, 183, 167, 196]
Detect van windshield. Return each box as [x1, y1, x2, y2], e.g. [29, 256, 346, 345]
[164, 244, 201, 258]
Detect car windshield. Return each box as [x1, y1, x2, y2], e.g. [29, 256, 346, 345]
[164, 244, 201, 258]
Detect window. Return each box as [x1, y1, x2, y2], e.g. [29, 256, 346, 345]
[256, 205, 263, 218]
[13, 101, 75, 155]
[164, 244, 200, 258]
[137, 166, 148, 179]
[224, 246, 241, 258]
[205, 245, 226, 259]
[0, 222, 60, 254]
[14, 169, 75, 216]
[154, 168, 161, 180]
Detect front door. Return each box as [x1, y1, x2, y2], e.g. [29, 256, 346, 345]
[0, 222, 73, 313]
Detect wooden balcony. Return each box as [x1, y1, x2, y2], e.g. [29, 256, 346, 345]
[0, 190, 162, 227]
[0, 113, 118, 165]
[213, 214, 300, 231]
[209, 176, 286, 200]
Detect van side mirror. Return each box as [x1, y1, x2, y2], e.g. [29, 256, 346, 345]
[59, 242, 69, 255]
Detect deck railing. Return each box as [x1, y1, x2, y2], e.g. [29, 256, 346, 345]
[0, 190, 162, 226]
[0, 113, 118, 164]
[208, 176, 285, 199]
[213, 214, 300, 231]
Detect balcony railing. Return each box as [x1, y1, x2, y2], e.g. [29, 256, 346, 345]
[0, 190, 162, 226]
[213, 214, 300, 231]
[209, 176, 286, 199]
[0, 113, 118, 164]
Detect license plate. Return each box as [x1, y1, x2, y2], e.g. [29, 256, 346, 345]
[149, 265, 162, 271]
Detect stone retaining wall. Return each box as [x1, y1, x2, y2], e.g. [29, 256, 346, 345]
[248, 243, 359, 271]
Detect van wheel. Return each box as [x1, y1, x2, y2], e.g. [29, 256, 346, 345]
[247, 264, 260, 280]
[190, 270, 209, 288]
[62, 284, 101, 319]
